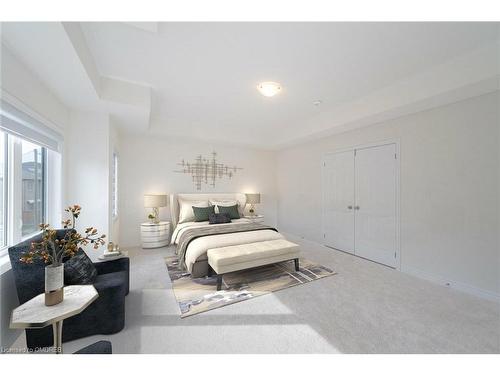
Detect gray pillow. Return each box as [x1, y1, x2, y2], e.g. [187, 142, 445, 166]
[209, 213, 232, 224]
[193, 205, 215, 222]
[64, 250, 98, 285]
[217, 204, 240, 220]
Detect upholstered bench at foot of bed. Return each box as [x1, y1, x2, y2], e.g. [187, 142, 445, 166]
[207, 239, 300, 291]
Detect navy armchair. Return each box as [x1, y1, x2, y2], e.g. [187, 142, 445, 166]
[8, 230, 129, 350]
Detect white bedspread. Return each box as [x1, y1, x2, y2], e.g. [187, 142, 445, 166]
[172, 219, 284, 273]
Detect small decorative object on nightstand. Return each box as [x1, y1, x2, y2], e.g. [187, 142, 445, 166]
[141, 221, 171, 249]
[244, 214, 264, 223]
[245, 193, 261, 216]
[144, 194, 168, 224]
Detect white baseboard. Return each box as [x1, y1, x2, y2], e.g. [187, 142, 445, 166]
[282, 232, 500, 304]
[401, 265, 500, 304]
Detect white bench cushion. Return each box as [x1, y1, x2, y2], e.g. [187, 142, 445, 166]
[207, 239, 300, 274]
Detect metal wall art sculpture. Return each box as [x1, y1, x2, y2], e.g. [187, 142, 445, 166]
[175, 151, 242, 190]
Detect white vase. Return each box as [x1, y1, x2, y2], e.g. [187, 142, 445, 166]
[45, 264, 64, 306]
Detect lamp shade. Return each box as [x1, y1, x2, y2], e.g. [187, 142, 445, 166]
[245, 193, 261, 204]
[144, 194, 168, 208]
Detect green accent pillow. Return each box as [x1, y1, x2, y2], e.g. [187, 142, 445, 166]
[192, 205, 215, 222]
[218, 204, 240, 220]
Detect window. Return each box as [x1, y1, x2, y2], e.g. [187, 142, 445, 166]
[21, 139, 46, 237]
[0, 130, 47, 253]
[112, 152, 118, 218]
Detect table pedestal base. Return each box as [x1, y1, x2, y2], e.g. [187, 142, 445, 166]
[52, 320, 63, 354]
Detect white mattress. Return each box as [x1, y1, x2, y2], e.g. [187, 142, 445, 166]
[171, 219, 284, 273]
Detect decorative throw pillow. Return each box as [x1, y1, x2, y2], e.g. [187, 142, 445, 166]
[209, 213, 232, 224]
[64, 250, 98, 285]
[217, 204, 240, 220]
[209, 199, 237, 213]
[210, 199, 245, 216]
[178, 199, 209, 223]
[193, 205, 215, 222]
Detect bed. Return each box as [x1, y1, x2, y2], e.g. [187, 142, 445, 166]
[170, 193, 284, 277]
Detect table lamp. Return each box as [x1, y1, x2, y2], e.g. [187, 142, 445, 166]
[245, 193, 261, 216]
[144, 194, 168, 223]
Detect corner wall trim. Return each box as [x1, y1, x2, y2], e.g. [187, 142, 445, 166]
[400, 265, 500, 304]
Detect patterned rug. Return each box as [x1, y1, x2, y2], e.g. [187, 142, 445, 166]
[165, 255, 336, 317]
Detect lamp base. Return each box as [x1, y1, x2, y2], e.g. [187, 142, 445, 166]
[150, 207, 160, 224]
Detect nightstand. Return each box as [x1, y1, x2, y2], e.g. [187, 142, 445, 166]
[244, 215, 264, 223]
[141, 221, 171, 249]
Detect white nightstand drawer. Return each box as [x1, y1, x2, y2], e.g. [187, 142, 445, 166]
[141, 225, 169, 232]
[141, 230, 170, 238]
[141, 221, 171, 249]
[142, 234, 170, 242]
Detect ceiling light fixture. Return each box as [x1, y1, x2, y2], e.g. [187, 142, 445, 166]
[313, 100, 322, 106]
[257, 82, 282, 97]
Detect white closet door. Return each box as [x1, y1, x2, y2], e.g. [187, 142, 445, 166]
[354, 143, 397, 267]
[322, 150, 355, 253]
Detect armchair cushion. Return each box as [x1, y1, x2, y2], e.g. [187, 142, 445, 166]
[94, 257, 130, 295]
[93, 270, 128, 292]
[64, 250, 98, 285]
[93, 257, 129, 275]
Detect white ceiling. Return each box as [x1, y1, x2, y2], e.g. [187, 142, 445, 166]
[2, 22, 499, 148]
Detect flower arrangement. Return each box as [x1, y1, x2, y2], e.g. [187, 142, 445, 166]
[19, 205, 106, 267]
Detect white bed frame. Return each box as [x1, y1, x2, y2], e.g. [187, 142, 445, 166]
[169, 192, 247, 228]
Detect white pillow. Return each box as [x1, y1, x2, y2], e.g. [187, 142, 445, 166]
[209, 199, 243, 216]
[178, 199, 209, 224]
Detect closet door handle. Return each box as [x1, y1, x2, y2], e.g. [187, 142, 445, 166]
[348, 205, 353, 210]
[354, 206, 360, 210]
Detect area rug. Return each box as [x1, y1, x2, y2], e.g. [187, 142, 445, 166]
[165, 255, 336, 317]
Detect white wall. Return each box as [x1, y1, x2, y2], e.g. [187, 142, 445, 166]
[119, 135, 277, 247]
[64, 111, 111, 261]
[276, 92, 499, 300]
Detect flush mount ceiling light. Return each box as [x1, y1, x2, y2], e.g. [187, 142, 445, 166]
[257, 82, 282, 97]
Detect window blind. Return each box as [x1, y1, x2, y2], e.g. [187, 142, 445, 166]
[0, 100, 63, 152]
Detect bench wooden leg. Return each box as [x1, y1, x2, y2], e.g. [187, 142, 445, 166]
[294, 258, 300, 271]
[216, 274, 223, 291]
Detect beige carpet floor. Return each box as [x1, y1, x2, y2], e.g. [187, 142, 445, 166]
[10, 235, 500, 353]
